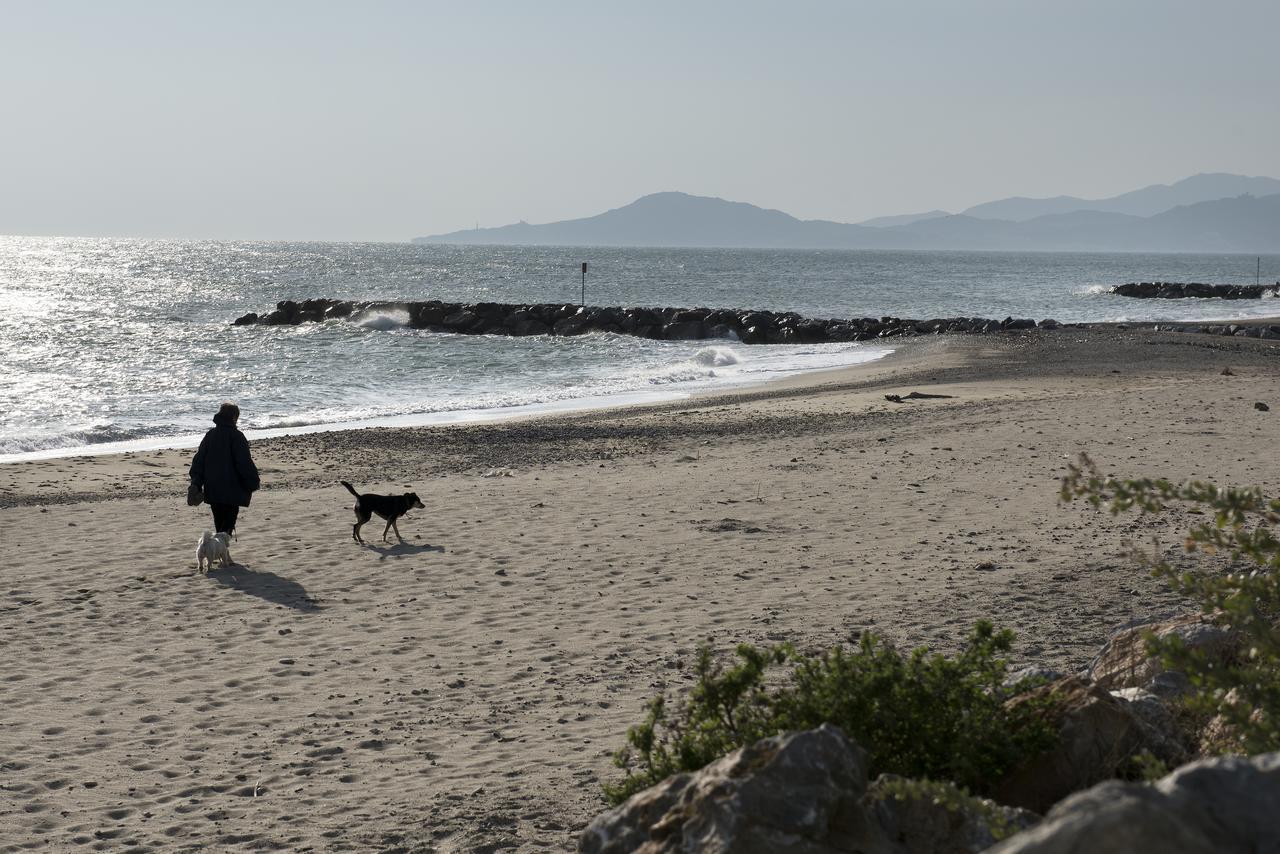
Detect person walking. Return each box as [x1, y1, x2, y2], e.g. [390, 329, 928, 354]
[189, 401, 260, 535]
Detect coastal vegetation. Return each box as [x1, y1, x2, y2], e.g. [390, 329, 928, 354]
[1062, 453, 1280, 753]
[605, 453, 1280, 812]
[603, 622, 1058, 805]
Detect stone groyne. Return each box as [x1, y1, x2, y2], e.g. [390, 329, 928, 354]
[232, 298, 1280, 343]
[1111, 281, 1280, 299]
[232, 298, 1060, 344]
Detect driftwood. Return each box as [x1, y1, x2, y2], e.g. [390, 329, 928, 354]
[884, 392, 955, 403]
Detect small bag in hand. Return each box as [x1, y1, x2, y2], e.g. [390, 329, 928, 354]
[187, 481, 205, 507]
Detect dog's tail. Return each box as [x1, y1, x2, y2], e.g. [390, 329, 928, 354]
[199, 530, 214, 544]
[340, 480, 360, 498]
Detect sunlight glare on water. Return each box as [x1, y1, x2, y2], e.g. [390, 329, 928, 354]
[1, 236, 1277, 459]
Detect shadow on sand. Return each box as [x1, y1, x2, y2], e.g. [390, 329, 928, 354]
[362, 541, 446, 559]
[207, 563, 321, 612]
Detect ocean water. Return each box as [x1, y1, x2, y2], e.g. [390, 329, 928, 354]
[2, 236, 1277, 461]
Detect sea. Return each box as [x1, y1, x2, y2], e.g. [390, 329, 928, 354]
[2, 236, 1278, 462]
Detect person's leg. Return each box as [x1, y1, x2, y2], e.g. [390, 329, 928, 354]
[211, 503, 239, 534]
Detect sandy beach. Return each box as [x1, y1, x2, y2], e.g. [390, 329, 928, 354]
[3, 326, 1279, 852]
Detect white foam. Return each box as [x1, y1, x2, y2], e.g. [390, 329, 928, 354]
[0, 344, 894, 464]
[692, 346, 740, 367]
[0, 424, 163, 456]
[0, 391, 683, 462]
[350, 308, 410, 331]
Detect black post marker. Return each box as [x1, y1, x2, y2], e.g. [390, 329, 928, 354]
[581, 261, 588, 306]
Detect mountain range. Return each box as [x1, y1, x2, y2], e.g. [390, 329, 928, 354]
[414, 173, 1280, 253]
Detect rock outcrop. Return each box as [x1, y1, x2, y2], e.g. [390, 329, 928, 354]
[994, 676, 1149, 814]
[579, 725, 1025, 854]
[989, 752, 1280, 854]
[1111, 281, 1280, 299]
[1087, 615, 1239, 697]
[582, 725, 1280, 854]
[580, 603, 1275, 854]
[579, 724, 871, 853]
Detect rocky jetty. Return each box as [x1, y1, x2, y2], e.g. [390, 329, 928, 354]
[1111, 281, 1280, 299]
[1159, 322, 1280, 340]
[233, 298, 1280, 345]
[232, 298, 1057, 344]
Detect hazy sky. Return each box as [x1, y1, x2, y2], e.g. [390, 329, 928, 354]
[3, 0, 1279, 241]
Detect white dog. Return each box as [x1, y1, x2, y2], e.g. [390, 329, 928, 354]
[196, 531, 233, 573]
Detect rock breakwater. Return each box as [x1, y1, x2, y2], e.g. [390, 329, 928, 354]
[232, 298, 1059, 343]
[233, 298, 1280, 344]
[1111, 281, 1280, 299]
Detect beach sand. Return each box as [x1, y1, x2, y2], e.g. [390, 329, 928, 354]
[2, 327, 1278, 852]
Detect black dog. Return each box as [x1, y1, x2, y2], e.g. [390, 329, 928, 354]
[341, 481, 425, 543]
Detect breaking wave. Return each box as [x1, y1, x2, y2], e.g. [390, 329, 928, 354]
[350, 308, 410, 331]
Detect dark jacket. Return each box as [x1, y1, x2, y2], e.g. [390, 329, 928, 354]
[190, 415, 260, 507]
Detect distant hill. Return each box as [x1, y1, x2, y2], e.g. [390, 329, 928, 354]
[962, 172, 1280, 221]
[878, 194, 1280, 252]
[415, 192, 879, 249]
[414, 185, 1280, 253]
[858, 210, 950, 228]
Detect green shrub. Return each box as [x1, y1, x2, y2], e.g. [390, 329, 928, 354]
[1062, 453, 1280, 753]
[870, 777, 1020, 843]
[604, 622, 1056, 805]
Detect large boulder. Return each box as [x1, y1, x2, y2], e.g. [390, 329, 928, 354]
[620, 308, 661, 333]
[323, 300, 355, 319]
[793, 319, 831, 342]
[580, 726, 1022, 854]
[868, 777, 1038, 854]
[408, 300, 451, 327]
[1087, 616, 1239, 697]
[989, 752, 1280, 854]
[298, 297, 344, 320]
[579, 305, 624, 334]
[994, 676, 1146, 813]
[441, 309, 479, 332]
[579, 725, 870, 854]
[662, 320, 706, 341]
[704, 309, 742, 330]
[505, 310, 551, 336]
[738, 311, 774, 331]
[1109, 687, 1187, 766]
[554, 308, 594, 336]
[768, 327, 801, 344]
[824, 322, 860, 342]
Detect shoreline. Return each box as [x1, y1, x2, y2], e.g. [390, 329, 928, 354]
[3, 326, 1280, 850]
[0, 342, 896, 466]
[8, 312, 1280, 467]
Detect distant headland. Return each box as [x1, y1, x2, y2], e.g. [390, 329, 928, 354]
[413, 173, 1280, 253]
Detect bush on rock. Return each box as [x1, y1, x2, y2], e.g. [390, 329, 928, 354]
[604, 621, 1057, 805]
[1062, 453, 1280, 754]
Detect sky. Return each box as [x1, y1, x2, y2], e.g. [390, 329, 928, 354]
[2, 0, 1279, 242]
